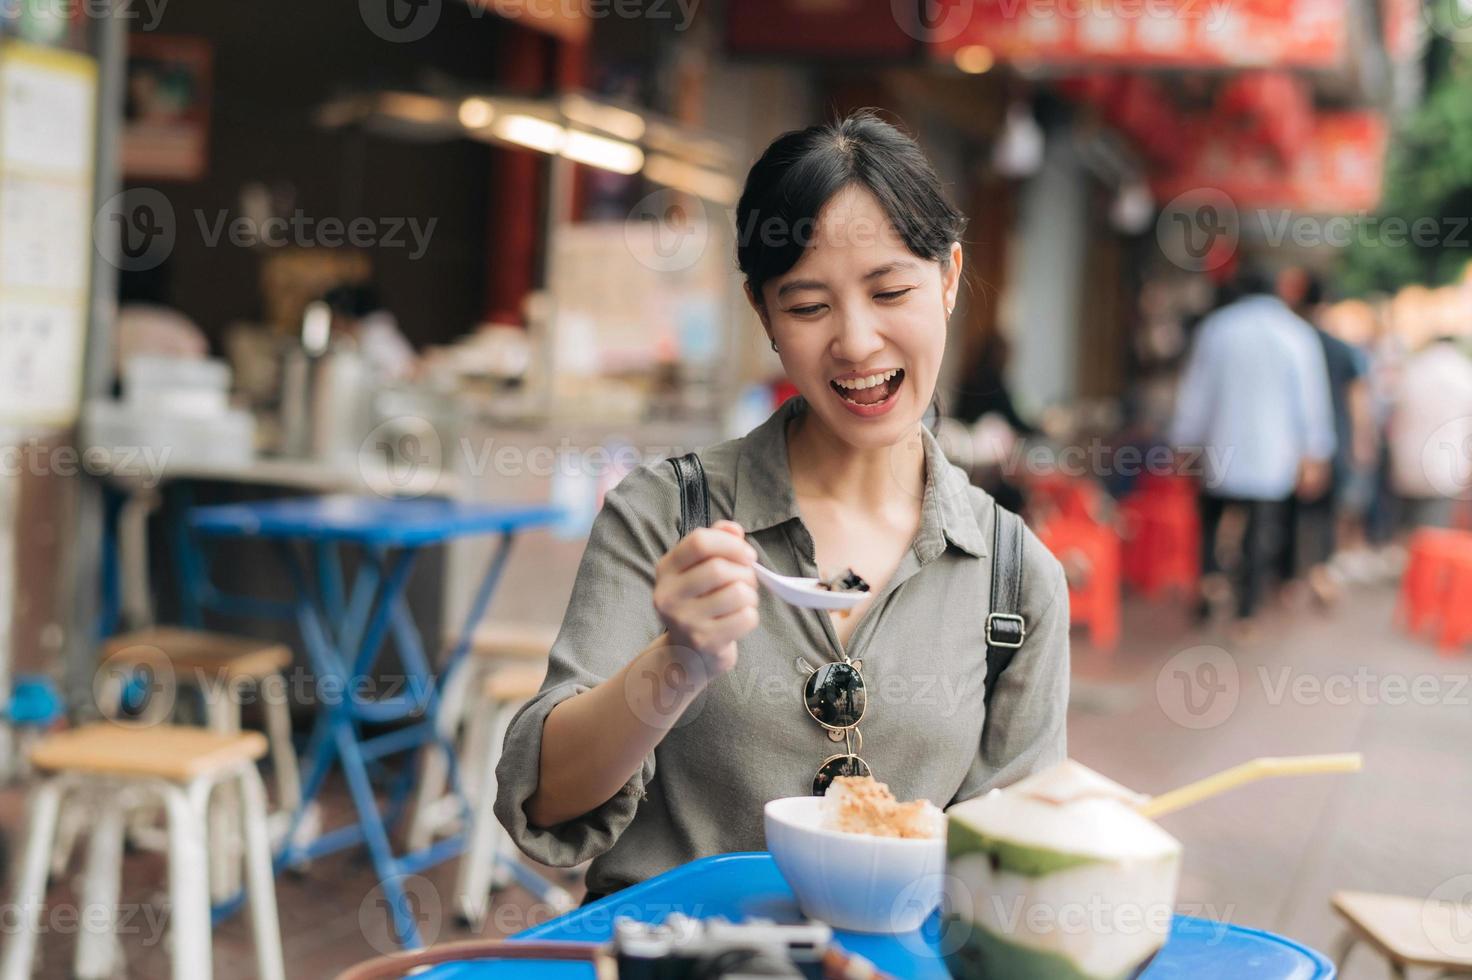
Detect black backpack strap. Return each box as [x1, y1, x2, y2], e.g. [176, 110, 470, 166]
[668, 453, 710, 537]
[984, 500, 1026, 706]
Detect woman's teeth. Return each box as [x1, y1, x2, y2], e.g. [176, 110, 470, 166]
[832, 369, 900, 391]
[831, 368, 904, 407]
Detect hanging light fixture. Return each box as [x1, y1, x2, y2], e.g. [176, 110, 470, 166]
[992, 103, 1045, 178]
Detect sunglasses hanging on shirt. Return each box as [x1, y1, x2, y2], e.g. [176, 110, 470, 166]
[800, 658, 871, 795]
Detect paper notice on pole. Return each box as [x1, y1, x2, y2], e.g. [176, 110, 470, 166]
[0, 298, 86, 423]
[0, 44, 94, 177]
[0, 42, 98, 428]
[0, 172, 90, 293]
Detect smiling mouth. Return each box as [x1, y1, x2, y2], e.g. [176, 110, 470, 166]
[830, 368, 905, 407]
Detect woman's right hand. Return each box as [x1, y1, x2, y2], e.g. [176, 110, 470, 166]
[652, 519, 760, 677]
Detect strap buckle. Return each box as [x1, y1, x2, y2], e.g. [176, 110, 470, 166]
[985, 613, 1026, 650]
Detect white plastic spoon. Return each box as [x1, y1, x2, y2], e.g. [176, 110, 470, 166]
[752, 562, 869, 611]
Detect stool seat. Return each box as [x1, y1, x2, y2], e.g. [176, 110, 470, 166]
[31, 723, 268, 783]
[483, 663, 547, 703]
[1333, 889, 1472, 969]
[464, 621, 557, 661]
[103, 627, 291, 680]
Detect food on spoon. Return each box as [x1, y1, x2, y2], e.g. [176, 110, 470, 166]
[816, 568, 869, 593]
[821, 775, 943, 840]
[943, 760, 1181, 980]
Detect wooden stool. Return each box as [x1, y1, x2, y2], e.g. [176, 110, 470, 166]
[96, 627, 302, 903]
[1, 724, 285, 980]
[1332, 890, 1472, 978]
[406, 622, 557, 853]
[453, 662, 575, 926]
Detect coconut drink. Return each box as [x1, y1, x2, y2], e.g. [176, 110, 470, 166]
[943, 761, 1182, 980]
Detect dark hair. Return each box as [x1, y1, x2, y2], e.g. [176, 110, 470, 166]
[735, 110, 967, 303]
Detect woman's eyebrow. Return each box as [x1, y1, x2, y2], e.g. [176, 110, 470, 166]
[863, 260, 918, 280]
[776, 278, 827, 299]
[775, 260, 919, 299]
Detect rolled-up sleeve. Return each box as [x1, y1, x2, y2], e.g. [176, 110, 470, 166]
[493, 464, 675, 867]
[950, 532, 1070, 804]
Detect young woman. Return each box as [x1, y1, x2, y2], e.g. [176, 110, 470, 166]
[495, 111, 1070, 901]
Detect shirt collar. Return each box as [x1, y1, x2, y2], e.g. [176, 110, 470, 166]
[732, 397, 987, 559]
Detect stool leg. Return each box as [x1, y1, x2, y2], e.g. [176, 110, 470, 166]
[453, 698, 505, 927]
[74, 798, 127, 979]
[163, 782, 214, 980]
[235, 765, 285, 980]
[48, 792, 87, 878]
[407, 658, 473, 852]
[261, 673, 301, 815]
[0, 777, 67, 980]
[205, 686, 244, 905]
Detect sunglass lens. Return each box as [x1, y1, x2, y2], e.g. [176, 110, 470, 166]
[813, 754, 871, 795]
[803, 661, 866, 729]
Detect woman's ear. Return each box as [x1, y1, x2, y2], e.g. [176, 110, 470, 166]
[943, 242, 963, 316]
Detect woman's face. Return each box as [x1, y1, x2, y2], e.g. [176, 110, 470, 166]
[751, 184, 962, 452]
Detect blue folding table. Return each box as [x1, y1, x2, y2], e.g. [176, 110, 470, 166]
[397, 853, 1335, 979]
[188, 495, 564, 948]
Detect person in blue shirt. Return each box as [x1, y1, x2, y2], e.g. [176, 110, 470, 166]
[1169, 268, 1337, 632]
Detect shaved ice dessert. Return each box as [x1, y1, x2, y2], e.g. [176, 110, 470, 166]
[944, 761, 1182, 980]
[821, 775, 943, 839]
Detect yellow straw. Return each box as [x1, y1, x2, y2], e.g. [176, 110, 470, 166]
[1137, 753, 1363, 820]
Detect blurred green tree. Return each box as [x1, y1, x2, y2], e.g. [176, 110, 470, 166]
[1338, 2, 1472, 295]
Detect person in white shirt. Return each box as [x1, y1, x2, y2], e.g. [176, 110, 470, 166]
[1388, 335, 1472, 528]
[1170, 269, 1337, 627]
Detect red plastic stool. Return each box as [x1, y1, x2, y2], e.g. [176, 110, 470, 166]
[1037, 516, 1121, 653]
[1027, 472, 1110, 526]
[1398, 527, 1472, 638]
[1435, 548, 1472, 654]
[1120, 489, 1200, 599]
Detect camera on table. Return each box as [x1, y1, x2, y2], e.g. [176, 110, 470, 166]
[612, 915, 839, 979]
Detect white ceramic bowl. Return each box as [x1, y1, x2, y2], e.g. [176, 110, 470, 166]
[764, 796, 946, 933]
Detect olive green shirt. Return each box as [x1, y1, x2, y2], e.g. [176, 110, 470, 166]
[495, 398, 1070, 895]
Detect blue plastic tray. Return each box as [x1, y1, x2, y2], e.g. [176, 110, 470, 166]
[412, 852, 1334, 979]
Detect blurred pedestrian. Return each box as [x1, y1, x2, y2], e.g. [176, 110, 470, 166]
[1276, 269, 1370, 606]
[1387, 295, 1472, 528]
[1319, 297, 1394, 582]
[1169, 267, 1336, 637]
[951, 329, 1036, 514]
